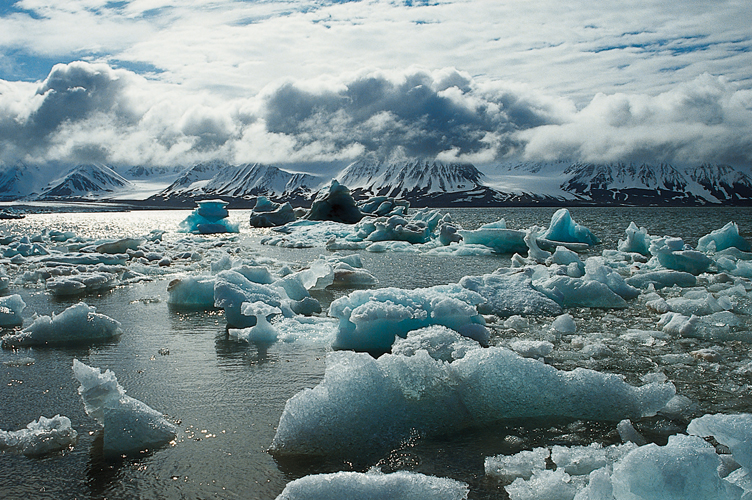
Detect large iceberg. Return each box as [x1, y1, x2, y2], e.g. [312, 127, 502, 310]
[275, 470, 469, 500]
[72, 359, 177, 457]
[2, 302, 121, 348]
[306, 180, 363, 224]
[269, 346, 675, 456]
[0, 415, 78, 456]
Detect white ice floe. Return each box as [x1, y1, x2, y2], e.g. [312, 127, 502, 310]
[617, 222, 653, 256]
[72, 359, 177, 457]
[275, 469, 469, 500]
[0, 415, 78, 456]
[270, 347, 675, 456]
[2, 302, 121, 348]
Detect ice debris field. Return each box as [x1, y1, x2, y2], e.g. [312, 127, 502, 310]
[2, 201, 752, 499]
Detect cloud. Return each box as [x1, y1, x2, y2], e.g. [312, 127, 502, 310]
[1, 61, 751, 170]
[518, 73, 752, 166]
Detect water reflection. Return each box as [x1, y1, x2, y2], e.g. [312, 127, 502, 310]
[214, 330, 277, 366]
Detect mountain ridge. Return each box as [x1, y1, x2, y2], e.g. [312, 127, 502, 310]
[2, 159, 751, 207]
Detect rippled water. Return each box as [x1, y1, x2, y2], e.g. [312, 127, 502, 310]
[1, 206, 751, 500]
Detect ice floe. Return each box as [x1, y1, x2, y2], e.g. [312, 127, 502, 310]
[275, 470, 469, 500]
[72, 359, 177, 457]
[0, 415, 78, 456]
[2, 302, 121, 348]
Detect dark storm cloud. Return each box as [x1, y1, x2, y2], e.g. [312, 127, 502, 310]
[261, 68, 559, 160]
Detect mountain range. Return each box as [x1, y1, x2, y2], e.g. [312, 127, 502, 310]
[1, 158, 751, 207]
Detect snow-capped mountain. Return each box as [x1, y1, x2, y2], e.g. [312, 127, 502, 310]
[151, 162, 322, 205]
[337, 156, 517, 206]
[685, 164, 752, 203]
[487, 161, 752, 205]
[560, 162, 703, 204]
[0, 163, 47, 201]
[35, 164, 133, 200]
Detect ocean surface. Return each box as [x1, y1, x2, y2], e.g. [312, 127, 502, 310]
[1, 206, 751, 500]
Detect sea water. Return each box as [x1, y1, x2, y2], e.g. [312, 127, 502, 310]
[0, 206, 751, 500]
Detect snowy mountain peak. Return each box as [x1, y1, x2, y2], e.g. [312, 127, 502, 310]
[37, 164, 132, 200]
[338, 157, 485, 198]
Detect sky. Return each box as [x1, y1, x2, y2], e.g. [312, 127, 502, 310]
[0, 0, 751, 172]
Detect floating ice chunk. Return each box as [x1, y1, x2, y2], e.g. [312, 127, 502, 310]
[584, 257, 640, 300]
[214, 270, 289, 328]
[95, 237, 143, 254]
[72, 359, 177, 457]
[538, 209, 600, 247]
[535, 275, 628, 309]
[698, 222, 752, 253]
[552, 313, 577, 334]
[505, 469, 578, 500]
[391, 325, 482, 362]
[363, 214, 433, 244]
[504, 315, 530, 332]
[167, 275, 217, 308]
[485, 447, 549, 482]
[459, 269, 562, 317]
[509, 340, 554, 359]
[250, 197, 296, 227]
[358, 195, 410, 217]
[549, 245, 584, 268]
[0, 415, 78, 456]
[524, 226, 551, 263]
[306, 180, 363, 224]
[41, 252, 128, 266]
[329, 285, 489, 352]
[457, 227, 527, 254]
[658, 312, 698, 336]
[275, 470, 469, 500]
[617, 222, 652, 256]
[0, 264, 9, 291]
[625, 270, 697, 289]
[688, 413, 752, 470]
[331, 262, 378, 287]
[229, 301, 282, 343]
[0, 294, 25, 327]
[617, 419, 647, 446]
[611, 434, 741, 500]
[46, 271, 118, 296]
[2, 302, 121, 348]
[270, 347, 675, 456]
[649, 236, 713, 275]
[665, 293, 726, 316]
[178, 200, 239, 234]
